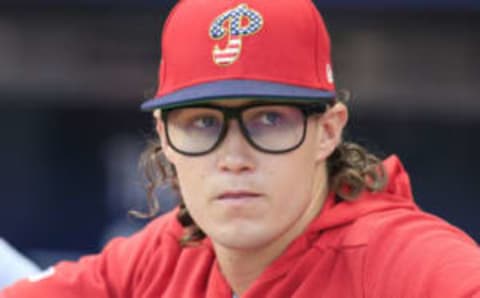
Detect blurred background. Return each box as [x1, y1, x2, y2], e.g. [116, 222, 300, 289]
[0, 0, 479, 269]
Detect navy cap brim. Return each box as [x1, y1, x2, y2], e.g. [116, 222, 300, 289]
[141, 79, 335, 111]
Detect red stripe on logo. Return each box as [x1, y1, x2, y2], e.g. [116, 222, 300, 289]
[214, 51, 239, 58]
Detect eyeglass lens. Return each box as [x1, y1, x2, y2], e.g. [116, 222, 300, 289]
[165, 105, 306, 154]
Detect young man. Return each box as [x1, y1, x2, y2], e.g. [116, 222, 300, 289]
[2, 0, 479, 297]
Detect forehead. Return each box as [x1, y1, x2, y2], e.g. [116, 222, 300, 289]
[153, 98, 253, 118]
[154, 98, 318, 117]
[211, 98, 254, 107]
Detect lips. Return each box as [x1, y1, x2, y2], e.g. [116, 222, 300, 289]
[217, 191, 261, 200]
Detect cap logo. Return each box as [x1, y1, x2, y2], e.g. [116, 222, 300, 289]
[209, 4, 263, 66]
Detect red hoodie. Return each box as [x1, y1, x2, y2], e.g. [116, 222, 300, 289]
[2, 156, 479, 297]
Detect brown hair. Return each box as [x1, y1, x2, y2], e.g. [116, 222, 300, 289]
[134, 92, 387, 245]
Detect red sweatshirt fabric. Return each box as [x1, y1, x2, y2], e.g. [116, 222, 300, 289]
[2, 155, 480, 297]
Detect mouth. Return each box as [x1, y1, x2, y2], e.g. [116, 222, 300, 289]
[217, 191, 261, 201]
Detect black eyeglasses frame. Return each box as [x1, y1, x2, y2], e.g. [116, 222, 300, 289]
[161, 100, 334, 156]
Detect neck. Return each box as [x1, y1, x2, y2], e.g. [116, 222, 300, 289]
[213, 169, 329, 296]
[214, 244, 279, 296]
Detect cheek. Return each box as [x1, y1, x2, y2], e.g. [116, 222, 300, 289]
[175, 159, 208, 197]
[258, 149, 317, 212]
[173, 157, 213, 219]
[267, 159, 315, 205]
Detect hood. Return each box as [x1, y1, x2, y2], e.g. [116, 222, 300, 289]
[308, 155, 418, 233]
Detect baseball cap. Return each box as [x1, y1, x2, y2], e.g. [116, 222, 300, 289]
[141, 0, 336, 111]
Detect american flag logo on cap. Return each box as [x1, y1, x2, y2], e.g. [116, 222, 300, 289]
[209, 4, 263, 66]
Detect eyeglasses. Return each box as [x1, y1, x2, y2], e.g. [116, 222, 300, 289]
[161, 101, 332, 156]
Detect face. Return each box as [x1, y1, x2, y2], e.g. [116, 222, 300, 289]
[157, 99, 347, 252]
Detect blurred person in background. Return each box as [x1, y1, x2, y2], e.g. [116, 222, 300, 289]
[0, 239, 40, 289]
[2, 0, 480, 297]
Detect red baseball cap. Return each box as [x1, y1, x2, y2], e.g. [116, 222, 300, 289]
[141, 0, 336, 110]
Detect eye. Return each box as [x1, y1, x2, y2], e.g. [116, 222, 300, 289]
[192, 115, 220, 129]
[259, 112, 283, 126]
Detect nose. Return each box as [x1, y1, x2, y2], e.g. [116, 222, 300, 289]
[216, 120, 256, 174]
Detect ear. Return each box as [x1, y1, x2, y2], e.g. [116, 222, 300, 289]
[314, 102, 348, 161]
[154, 110, 176, 164]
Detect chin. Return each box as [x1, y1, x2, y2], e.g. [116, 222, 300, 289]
[209, 224, 279, 251]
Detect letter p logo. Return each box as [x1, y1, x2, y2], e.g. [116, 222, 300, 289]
[209, 4, 264, 66]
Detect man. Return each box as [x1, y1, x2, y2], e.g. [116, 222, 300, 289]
[2, 0, 479, 297]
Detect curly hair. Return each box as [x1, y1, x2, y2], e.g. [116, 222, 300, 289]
[133, 92, 387, 245]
